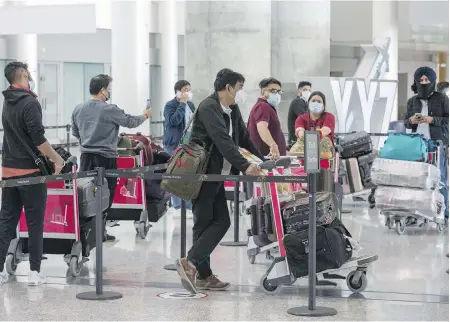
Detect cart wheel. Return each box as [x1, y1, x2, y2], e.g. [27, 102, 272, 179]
[69, 256, 82, 277]
[346, 270, 368, 293]
[248, 254, 256, 264]
[396, 221, 406, 235]
[420, 219, 429, 229]
[437, 223, 444, 232]
[368, 193, 375, 204]
[260, 274, 278, 295]
[138, 222, 148, 239]
[386, 218, 393, 230]
[5, 254, 16, 275]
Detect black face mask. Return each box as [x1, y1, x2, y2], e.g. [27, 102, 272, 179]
[416, 82, 435, 99]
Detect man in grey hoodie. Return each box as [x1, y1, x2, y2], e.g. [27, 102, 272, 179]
[72, 74, 151, 241]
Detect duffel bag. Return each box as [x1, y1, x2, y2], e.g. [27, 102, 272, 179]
[283, 218, 352, 278]
[282, 191, 339, 235]
[339, 131, 372, 159]
[379, 133, 428, 162]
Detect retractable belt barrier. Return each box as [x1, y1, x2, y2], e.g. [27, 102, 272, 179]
[335, 132, 389, 137]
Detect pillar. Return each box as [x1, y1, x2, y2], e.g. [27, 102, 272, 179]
[185, 1, 272, 119]
[3, 0, 38, 93]
[111, 0, 150, 135]
[372, 0, 398, 120]
[271, 0, 330, 127]
[160, 0, 178, 107]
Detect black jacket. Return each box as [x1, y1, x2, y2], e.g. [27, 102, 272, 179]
[287, 97, 307, 144]
[1, 88, 46, 169]
[404, 91, 449, 146]
[191, 93, 263, 175]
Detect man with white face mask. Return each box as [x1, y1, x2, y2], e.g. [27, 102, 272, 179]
[288, 81, 311, 145]
[163, 80, 195, 213]
[247, 77, 286, 158]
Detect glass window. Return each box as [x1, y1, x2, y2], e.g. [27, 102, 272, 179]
[83, 63, 104, 101]
[63, 63, 84, 126]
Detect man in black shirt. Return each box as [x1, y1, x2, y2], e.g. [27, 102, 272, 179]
[287, 81, 311, 145]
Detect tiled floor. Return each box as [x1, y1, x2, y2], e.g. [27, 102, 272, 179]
[0, 148, 448, 321]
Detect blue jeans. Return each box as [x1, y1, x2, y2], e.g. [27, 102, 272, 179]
[164, 146, 193, 210]
[428, 141, 448, 219]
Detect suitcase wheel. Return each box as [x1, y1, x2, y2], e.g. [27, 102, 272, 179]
[346, 270, 368, 293]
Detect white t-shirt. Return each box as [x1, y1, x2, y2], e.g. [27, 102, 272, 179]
[416, 99, 431, 140]
[221, 104, 233, 175]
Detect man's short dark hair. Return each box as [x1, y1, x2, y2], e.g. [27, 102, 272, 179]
[4, 61, 28, 85]
[89, 74, 112, 95]
[214, 68, 245, 92]
[437, 81, 449, 93]
[174, 80, 191, 93]
[259, 77, 282, 89]
[298, 81, 312, 89]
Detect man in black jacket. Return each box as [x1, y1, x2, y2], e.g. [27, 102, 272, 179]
[405, 67, 449, 219]
[0, 61, 65, 286]
[176, 68, 264, 294]
[287, 81, 311, 145]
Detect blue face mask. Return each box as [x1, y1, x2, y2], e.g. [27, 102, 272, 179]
[267, 93, 281, 108]
[309, 101, 324, 114]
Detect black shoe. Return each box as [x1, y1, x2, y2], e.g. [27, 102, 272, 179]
[104, 234, 116, 243]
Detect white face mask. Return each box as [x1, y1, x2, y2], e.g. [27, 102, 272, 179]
[28, 80, 35, 92]
[301, 90, 311, 101]
[309, 101, 324, 114]
[234, 90, 247, 105]
[176, 91, 193, 101]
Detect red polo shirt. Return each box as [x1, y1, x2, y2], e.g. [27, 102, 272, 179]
[247, 98, 287, 156]
[294, 111, 336, 144]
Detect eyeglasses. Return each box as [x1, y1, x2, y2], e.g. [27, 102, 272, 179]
[265, 89, 283, 95]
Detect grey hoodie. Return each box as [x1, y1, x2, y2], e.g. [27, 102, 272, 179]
[72, 99, 146, 158]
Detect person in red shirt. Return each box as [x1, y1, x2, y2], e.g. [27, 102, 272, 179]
[294, 91, 335, 144]
[247, 77, 287, 159]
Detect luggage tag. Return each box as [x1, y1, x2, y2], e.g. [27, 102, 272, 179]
[344, 236, 362, 254]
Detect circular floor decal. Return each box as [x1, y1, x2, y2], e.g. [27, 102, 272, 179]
[157, 291, 208, 300]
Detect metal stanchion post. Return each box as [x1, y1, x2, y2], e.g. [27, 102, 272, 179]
[220, 182, 247, 247]
[66, 124, 71, 153]
[76, 167, 123, 301]
[288, 131, 337, 317]
[164, 200, 187, 271]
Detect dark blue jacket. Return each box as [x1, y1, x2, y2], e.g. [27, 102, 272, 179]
[163, 98, 195, 148]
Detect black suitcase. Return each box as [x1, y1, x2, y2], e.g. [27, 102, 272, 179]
[339, 131, 372, 159]
[357, 152, 378, 188]
[282, 192, 339, 235]
[283, 218, 352, 278]
[249, 197, 271, 246]
[79, 217, 98, 257]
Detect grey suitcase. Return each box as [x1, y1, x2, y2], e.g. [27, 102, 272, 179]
[77, 178, 110, 218]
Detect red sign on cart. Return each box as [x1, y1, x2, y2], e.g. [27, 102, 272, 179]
[112, 156, 145, 208]
[19, 193, 76, 235]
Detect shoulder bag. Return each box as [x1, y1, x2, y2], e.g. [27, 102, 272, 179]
[160, 108, 214, 200]
[4, 108, 53, 175]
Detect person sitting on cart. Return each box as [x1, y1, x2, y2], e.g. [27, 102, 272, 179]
[404, 67, 449, 222]
[176, 68, 265, 294]
[294, 91, 335, 144]
[72, 74, 152, 242]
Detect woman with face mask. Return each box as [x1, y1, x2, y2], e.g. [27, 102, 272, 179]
[294, 91, 335, 144]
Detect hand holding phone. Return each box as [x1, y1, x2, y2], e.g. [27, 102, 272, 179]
[146, 99, 151, 110]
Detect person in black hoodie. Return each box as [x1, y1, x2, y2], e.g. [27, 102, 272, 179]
[405, 67, 449, 220]
[0, 61, 65, 286]
[176, 68, 264, 294]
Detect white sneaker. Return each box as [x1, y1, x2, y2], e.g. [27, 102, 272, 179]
[28, 271, 46, 286]
[0, 270, 8, 284]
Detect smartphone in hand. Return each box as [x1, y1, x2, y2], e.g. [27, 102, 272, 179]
[146, 99, 151, 110]
[414, 113, 422, 119]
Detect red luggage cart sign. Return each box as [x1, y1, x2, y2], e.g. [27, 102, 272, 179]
[19, 192, 76, 236]
[112, 156, 144, 209]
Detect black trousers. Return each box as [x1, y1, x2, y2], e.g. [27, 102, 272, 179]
[187, 182, 231, 279]
[80, 153, 117, 212]
[0, 172, 47, 272]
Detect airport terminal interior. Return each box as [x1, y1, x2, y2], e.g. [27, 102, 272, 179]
[0, 0, 449, 321]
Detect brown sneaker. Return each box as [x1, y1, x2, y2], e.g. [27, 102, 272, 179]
[176, 258, 197, 294]
[196, 275, 230, 291]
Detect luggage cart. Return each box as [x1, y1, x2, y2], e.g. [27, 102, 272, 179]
[6, 165, 87, 278]
[378, 145, 446, 235]
[246, 156, 337, 265]
[256, 158, 378, 295]
[107, 149, 152, 239]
